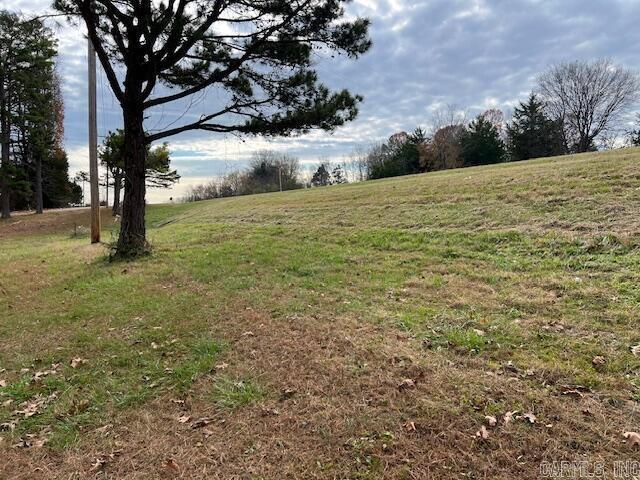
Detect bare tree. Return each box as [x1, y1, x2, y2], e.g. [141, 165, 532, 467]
[429, 104, 467, 134]
[538, 59, 640, 153]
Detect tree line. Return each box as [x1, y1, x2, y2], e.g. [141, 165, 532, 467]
[0, 12, 79, 218]
[184, 151, 354, 202]
[361, 59, 640, 181]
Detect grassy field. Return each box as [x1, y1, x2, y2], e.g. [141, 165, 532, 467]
[1, 148, 640, 479]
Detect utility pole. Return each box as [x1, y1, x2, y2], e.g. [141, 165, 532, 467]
[278, 165, 282, 192]
[88, 36, 100, 243]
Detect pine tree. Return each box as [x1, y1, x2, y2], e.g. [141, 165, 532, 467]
[54, 0, 371, 257]
[461, 114, 506, 167]
[311, 163, 331, 187]
[0, 12, 69, 215]
[331, 164, 347, 184]
[506, 94, 566, 161]
[100, 130, 180, 215]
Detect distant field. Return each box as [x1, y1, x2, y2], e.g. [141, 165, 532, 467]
[1, 148, 640, 479]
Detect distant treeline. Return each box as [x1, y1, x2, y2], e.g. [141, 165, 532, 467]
[364, 59, 640, 181]
[185, 58, 640, 202]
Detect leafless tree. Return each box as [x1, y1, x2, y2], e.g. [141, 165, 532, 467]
[538, 59, 640, 153]
[429, 104, 467, 134]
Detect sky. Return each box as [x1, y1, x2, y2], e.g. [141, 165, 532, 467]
[6, 0, 640, 202]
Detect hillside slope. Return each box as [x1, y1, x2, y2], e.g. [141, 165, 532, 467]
[2, 148, 640, 479]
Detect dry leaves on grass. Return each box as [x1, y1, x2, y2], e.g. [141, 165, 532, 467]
[165, 458, 180, 472]
[503, 411, 517, 426]
[623, 432, 640, 448]
[70, 357, 87, 368]
[475, 426, 490, 440]
[177, 415, 192, 424]
[485, 416, 497, 427]
[12, 393, 57, 419]
[397, 378, 416, 391]
[403, 421, 417, 432]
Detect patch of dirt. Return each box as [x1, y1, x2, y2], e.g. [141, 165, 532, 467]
[3, 306, 638, 479]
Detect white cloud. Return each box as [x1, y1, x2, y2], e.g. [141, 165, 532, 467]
[7, 0, 640, 203]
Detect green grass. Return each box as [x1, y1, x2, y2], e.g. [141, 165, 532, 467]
[211, 376, 265, 409]
[2, 148, 640, 452]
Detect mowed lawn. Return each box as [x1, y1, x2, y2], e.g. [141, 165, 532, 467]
[1, 148, 640, 479]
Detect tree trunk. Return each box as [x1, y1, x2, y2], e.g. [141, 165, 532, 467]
[112, 171, 122, 216]
[35, 154, 43, 214]
[116, 106, 147, 256]
[0, 73, 10, 219]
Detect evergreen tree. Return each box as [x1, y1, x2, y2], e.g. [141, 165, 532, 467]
[461, 113, 506, 167]
[54, 0, 371, 257]
[506, 94, 566, 161]
[100, 130, 180, 215]
[367, 128, 427, 179]
[0, 12, 71, 215]
[627, 114, 640, 147]
[311, 163, 331, 187]
[331, 164, 347, 184]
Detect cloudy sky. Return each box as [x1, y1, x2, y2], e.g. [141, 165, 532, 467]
[7, 0, 640, 202]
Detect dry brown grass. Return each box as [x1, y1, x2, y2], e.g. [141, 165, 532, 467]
[2, 150, 640, 478]
[3, 305, 638, 479]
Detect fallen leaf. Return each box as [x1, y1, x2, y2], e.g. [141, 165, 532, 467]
[241, 331, 255, 337]
[202, 427, 216, 438]
[502, 361, 519, 374]
[475, 425, 489, 439]
[90, 458, 106, 472]
[485, 415, 497, 427]
[151, 342, 159, 350]
[0, 421, 16, 432]
[473, 329, 486, 337]
[398, 378, 416, 391]
[523, 412, 537, 424]
[71, 358, 87, 369]
[623, 432, 640, 448]
[592, 356, 606, 366]
[0, 380, 6, 388]
[165, 458, 180, 471]
[190, 417, 215, 429]
[214, 363, 229, 371]
[280, 388, 296, 401]
[403, 421, 416, 431]
[504, 411, 517, 426]
[631, 345, 640, 357]
[177, 415, 192, 424]
[261, 407, 280, 416]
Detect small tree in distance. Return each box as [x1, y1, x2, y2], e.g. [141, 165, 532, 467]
[100, 130, 180, 215]
[506, 93, 566, 161]
[461, 113, 506, 167]
[331, 164, 347, 184]
[311, 163, 331, 187]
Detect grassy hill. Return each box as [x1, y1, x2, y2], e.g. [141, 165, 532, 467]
[2, 148, 640, 478]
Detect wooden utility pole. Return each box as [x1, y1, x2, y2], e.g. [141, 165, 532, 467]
[88, 36, 100, 243]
